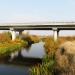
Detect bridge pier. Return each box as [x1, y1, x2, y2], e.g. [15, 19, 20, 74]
[12, 31, 16, 41]
[19, 30, 23, 38]
[53, 28, 59, 42]
[10, 28, 16, 41]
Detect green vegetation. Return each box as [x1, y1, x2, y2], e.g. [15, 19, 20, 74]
[0, 32, 75, 75]
[0, 39, 27, 57]
[30, 54, 55, 75]
[30, 37, 58, 75]
[22, 35, 41, 43]
[0, 32, 28, 58]
[43, 37, 59, 55]
[30, 36, 75, 75]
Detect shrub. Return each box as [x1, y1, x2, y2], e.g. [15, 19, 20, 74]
[0, 33, 11, 43]
[44, 37, 59, 55]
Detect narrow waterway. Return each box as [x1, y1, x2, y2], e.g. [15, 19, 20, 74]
[0, 64, 29, 75]
[21, 41, 45, 58]
[0, 41, 46, 75]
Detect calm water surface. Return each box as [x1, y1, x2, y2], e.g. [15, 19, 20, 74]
[0, 41, 45, 75]
[21, 41, 45, 58]
[0, 64, 29, 75]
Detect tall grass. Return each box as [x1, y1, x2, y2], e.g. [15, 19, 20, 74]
[30, 37, 58, 75]
[30, 36, 75, 75]
[0, 32, 28, 57]
[30, 54, 55, 75]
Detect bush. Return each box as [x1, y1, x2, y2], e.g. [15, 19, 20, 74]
[0, 33, 11, 43]
[44, 37, 59, 55]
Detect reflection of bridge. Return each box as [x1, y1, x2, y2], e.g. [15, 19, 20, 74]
[0, 22, 75, 41]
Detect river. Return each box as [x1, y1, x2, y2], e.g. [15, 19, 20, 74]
[0, 41, 46, 75]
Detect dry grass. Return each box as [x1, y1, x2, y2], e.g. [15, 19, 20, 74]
[55, 40, 75, 75]
[42, 36, 75, 75]
[22, 35, 41, 43]
[0, 32, 27, 57]
[58, 36, 75, 44]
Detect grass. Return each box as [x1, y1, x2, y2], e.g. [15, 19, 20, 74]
[22, 35, 41, 43]
[0, 32, 74, 75]
[0, 39, 27, 57]
[30, 54, 55, 75]
[30, 37, 58, 75]
[30, 36, 75, 75]
[0, 32, 28, 58]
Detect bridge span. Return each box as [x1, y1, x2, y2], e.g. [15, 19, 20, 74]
[0, 22, 75, 41]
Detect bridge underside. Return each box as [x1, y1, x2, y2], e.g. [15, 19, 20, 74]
[15, 27, 75, 30]
[0, 23, 75, 41]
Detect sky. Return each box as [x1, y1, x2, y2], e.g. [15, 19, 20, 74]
[0, 0, 75, 36]
[0, 0, 75, 23]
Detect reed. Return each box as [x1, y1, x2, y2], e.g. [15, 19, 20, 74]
[30, 38, 57, 75]
[0, 32, 28, 57]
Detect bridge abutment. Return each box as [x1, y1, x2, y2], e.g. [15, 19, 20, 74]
[19, 30, 23, 38]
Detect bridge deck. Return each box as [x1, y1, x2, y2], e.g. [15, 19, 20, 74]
[0, 22, 75, 30]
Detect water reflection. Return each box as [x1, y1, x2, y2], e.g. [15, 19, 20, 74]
[10, 41, 45, 60]
[0, 41, 45, 75]
[21, 41, 45, 58]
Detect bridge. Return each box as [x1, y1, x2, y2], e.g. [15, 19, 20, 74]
[0, 22, 75, 41]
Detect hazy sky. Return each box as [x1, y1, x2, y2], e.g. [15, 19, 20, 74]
[0, 0, 75, 36]
[26, 30, 75, 36]
[0, 0, 75, 23]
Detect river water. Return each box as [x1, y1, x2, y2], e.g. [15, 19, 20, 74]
[0, 41, 45, 75]
[0, 64, 29, 75]
[21, 41, 45, 58]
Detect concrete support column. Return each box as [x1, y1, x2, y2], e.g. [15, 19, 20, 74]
[53, 28, 59, 42]
[10, 28, 16, 41]
[12, 31, 16, 41]
[19, 30, 23, 38]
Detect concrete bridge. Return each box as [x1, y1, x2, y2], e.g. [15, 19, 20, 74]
[0, 22, 75, 41]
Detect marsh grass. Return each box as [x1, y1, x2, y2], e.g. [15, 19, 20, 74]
[30, 54, 55, 75]
[30, 37, 58, 75]
[0, 32, 28, 58]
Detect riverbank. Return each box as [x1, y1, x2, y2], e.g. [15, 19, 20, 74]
[30, 36, 75, 75]
[0, 32, 28, 58]
[0, 39, 27, 57]
[0, 32, 75, 75]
